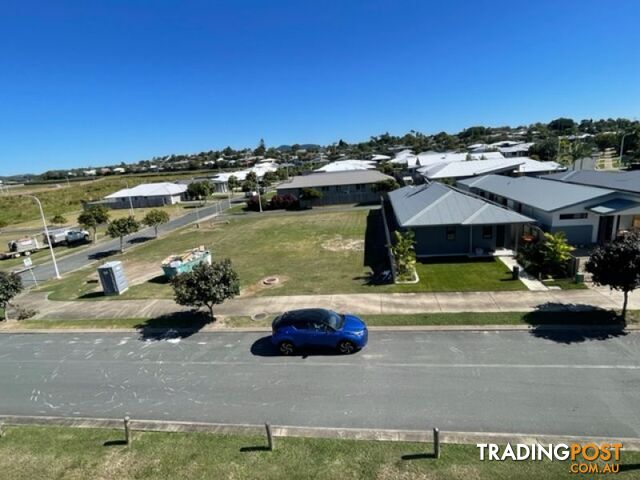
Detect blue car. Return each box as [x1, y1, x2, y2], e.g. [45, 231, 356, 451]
[271, 308, 368, 355]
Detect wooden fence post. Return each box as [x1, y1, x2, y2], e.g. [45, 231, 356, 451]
[265, 422, 274, 451]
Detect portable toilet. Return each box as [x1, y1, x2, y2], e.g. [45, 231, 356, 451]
[98, 261, 129, 295]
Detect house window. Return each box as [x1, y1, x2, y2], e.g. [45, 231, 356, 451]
[355, 184, 364, 191]
[559, 213, 588, 220]
[482, 226, 493, 239]
[321, 186, 330, 191]
[446, 226, 456, 241]
[633, 216, 640, 229]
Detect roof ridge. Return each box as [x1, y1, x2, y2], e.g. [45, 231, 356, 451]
[403, 185, 451, 226]
[462, 203, 489, 224]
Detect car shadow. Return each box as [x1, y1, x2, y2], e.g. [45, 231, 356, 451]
[524, 303, 627, 344]
[250, 336, 343, 357]
[135, 311, 212, 341]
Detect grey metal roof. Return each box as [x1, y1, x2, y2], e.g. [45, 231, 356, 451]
[541, 170, 640, 194]
[388, 183, 534, 227]
[458, 174, 614, 212]
[276, 170, 393, 189]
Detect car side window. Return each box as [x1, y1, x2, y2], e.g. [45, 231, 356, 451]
[293, 318, 311, 330]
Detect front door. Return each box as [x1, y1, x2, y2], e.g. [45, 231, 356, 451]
[597, 216, 614, 244]
[496, 225, 506, 248]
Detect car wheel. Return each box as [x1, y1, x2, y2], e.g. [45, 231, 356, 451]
[278, 341, 295, 355]
[337, 340, 356, 355]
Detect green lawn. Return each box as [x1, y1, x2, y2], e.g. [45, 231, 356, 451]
[11, 310, 637, 330]
[2, 426, 639, 480]
[0, 172, 208, 227]
[38, 209, 527, 301]
[408, 258, 525, 292]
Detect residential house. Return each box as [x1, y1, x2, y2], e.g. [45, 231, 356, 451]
[103, 182, 187, 209]
[314, 160, 376, 172]
[386, 183, 533, 257]
[458, 174, 640, 244]
[276, 170, 394, 206]
[416, 156, 563, 183]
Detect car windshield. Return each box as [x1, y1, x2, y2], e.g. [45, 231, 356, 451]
[323, 310, 344, 330]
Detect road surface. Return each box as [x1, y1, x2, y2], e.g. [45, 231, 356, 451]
[0, 330, 638, 437]
[17, 198, 239, 287]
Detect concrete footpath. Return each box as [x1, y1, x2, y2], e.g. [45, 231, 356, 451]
[12, 286, 640, 321]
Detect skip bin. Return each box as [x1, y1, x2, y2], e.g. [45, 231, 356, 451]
[98, 261, 129, 295]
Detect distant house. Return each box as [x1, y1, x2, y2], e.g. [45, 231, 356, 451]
[112, 167, 126, 174]
[458, 174, 640, 244]
[103, 182, 187, 209]
[314, 160, 376, 173]
[276, 170, 394, 206]
[386, 183, 533, 257]
[418, 157, 564, 182]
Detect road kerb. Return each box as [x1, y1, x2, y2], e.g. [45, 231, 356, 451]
[0, 415, 638, 451]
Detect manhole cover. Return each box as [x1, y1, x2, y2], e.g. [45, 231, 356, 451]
[262, 276, 279, 286]
[251, 312, 268, 321]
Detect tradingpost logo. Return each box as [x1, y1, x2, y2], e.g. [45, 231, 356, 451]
[477, 442, 623, 474]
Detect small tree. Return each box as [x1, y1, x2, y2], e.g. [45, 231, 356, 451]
[227, 175, 240, 191]
[78, 205, 110, 241]
[300, 188, 322, 201]
[391, 230, 416, 281]
[51, 214, 68, 225]
[586, 232, 640, 320]
[143, 209, 170, 238]
[0, 272, 23, 321]
[541, 231, 575, 276]
[372, 179, 400, 193]
[187, 181, 212, 203]
[171, 259, 240, 320]
[242, 172, 259, 192]
[107, 216, 140, 253]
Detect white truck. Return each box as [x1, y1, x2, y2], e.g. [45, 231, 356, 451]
[43, 228, 90, 247]
[5, 237, 42, 258]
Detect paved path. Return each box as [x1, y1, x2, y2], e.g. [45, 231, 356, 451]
[498, 256, 548, 291]
[0, 331, 638, 437]
[15, 286, 640, 320]
[16, 197, 241, 288]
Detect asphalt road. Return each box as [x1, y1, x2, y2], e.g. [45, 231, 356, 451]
[0, 330, 638, 437]
[18, 198, 238, 286]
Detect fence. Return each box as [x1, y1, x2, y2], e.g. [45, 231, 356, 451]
[379, 197, 397, 282]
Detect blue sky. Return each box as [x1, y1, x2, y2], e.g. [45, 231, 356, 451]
[1, 0, 639, 175]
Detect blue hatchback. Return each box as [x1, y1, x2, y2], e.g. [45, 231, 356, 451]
[271, 308, 368, 355]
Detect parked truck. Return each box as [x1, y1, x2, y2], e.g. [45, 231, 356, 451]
[3, 237, 43, 259]
[43, 228, 90, 247]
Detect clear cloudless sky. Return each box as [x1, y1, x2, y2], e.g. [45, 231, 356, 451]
[1, 0, 639, 175]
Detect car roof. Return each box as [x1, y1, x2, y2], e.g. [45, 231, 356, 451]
[278, 308, 332, 325]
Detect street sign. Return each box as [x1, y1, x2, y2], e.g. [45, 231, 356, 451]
[23, 257, 33, 268]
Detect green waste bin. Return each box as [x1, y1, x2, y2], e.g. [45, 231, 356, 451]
[575, 273, 585, 284]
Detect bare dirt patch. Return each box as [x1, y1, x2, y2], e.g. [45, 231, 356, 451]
[321, 235, 364, 252]
[240, 275, 289, 297]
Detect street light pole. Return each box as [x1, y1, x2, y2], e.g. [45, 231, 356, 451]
[25, 195, 61, 279]
[123, 180, 134, 216]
